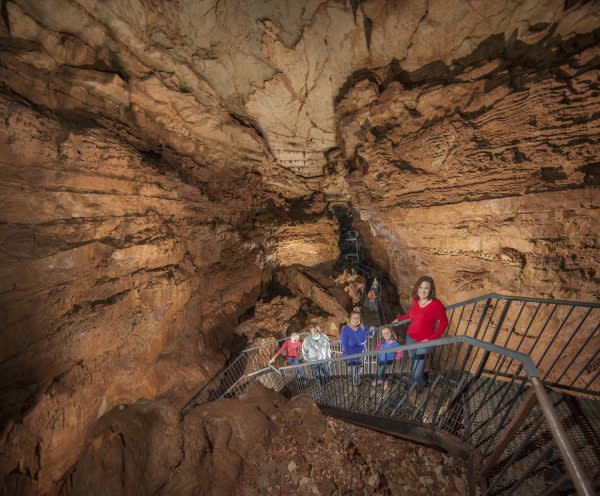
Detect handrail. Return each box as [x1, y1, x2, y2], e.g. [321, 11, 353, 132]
[276, 336, 538, 377]
[183, 292, 598, 494]
[242, 332, 309, 353]
[530, 377, 593, 496]
[267, 336, 594, 496]
[444, 293, 600, 309]
[228, 294, 600, 358]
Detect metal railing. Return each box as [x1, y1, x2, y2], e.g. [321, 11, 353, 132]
[205, 336, 594, 495]
[181, 293, 599, 495]
[435, 294, 600, 396]
[180, 330, 348, 415]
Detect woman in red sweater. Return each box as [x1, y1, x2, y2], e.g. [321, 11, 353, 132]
[394, 276, 448, 392]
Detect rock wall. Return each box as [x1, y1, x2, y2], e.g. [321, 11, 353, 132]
[338, 34, 600, 306]
[5, 0, 598, 199]
[2, 1, 598, 305]
[0, 91, 265, 493]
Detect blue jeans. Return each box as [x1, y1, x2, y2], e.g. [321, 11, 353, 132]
[310, 363, 331, 384]
[347, 361, 363, 386]
[376, 361, 392, 381]
[406, 336, 428, 390]
[287, 357, 306, 379]
[369, 299, 378, 312]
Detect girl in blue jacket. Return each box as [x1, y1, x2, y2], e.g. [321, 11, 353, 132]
[374, 327, 402, 391]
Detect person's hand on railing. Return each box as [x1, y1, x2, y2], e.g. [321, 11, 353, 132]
[268, 357, 276, 365]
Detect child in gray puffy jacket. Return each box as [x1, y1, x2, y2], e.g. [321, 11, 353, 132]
[302, 324, 332, 385]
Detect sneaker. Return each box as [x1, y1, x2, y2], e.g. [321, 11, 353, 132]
[371, 380, 377, 387]
[377, 380, 384, 386]
[354, 385, 361, 396]
[383, 381, 389, 391]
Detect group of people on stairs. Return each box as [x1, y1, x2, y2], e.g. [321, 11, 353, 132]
[269, 275, 448, 395]
[269, 323, 333, 385]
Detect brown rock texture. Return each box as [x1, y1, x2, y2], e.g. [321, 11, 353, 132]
[38, 383, 468, 496]
[278, 267, 350, 326]
[3, 0, 598, 198]
[1, 0, 598, 307]
[261, 217, 340, 267]
[338, 33, 600, 305]
[1, 0, 599, 493]
[0, 90, 265, 492]
[234, 296, 303, 341]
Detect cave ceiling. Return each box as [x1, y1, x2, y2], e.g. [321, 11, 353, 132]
[2, 0, 598, 199]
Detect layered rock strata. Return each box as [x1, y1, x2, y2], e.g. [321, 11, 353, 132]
[0, 91, 265, 493]
[0, 0, 599, 494]
[340, 37, 600, 305]
[3, 0, 598, 197]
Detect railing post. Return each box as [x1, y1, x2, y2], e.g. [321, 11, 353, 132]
[456, 298, 492, 374]
[474, 299, 511, 379]
[530, 377, 594, 496]
[479, 389, 537, 476]
[473, 297, 493, 340]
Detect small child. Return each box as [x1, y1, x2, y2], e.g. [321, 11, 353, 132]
[269, 333, 306, 380]
[373, 327, 402, 391]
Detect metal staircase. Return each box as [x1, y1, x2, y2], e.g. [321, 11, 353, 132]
[181, 294, 599, 496]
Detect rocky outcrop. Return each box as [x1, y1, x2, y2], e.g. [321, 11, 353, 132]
[338, 34, 600, 305]
[1, 0, 598, 308]
[3, 0, 598, 199]
[234, 296, 303, 341]
[0, 90, 265, 493]
[278, 267, 350, 327]
[261, 217, 340, 268]
[36, 383, 468, 496]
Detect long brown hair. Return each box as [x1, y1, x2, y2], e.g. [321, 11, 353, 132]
[411, 275, 436, 301]
[380, 326, 396, 341]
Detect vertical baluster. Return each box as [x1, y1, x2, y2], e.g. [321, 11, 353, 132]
[562, 322, 600, 389]
[475, 299, 511, 379]
[430, 342, 462, 428]
[524, 304, 558, 363]
[542, 307, 592, 383]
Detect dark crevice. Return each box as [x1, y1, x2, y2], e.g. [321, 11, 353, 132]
[363, 15, 373, 52]
[229, 112, 266, 140]
[340, 27, 600, 106]
[1, 0, 9, 35]
[350, 0, 362, 24]
[334, 68, 380, 107]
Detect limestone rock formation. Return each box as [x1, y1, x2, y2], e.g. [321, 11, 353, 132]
[1, 0, 598, 307]
[340, 36, 600, 304]
[0, 89, 267, 492]
[0, 0, 599, 494]
[335, 269, 368, 306]
[234, 296, 303, 341]
[3, 0, 597, 199]
[41, 383, 467, 496]
[278, 267, 350, 326]
[261, 217, 340, 267]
